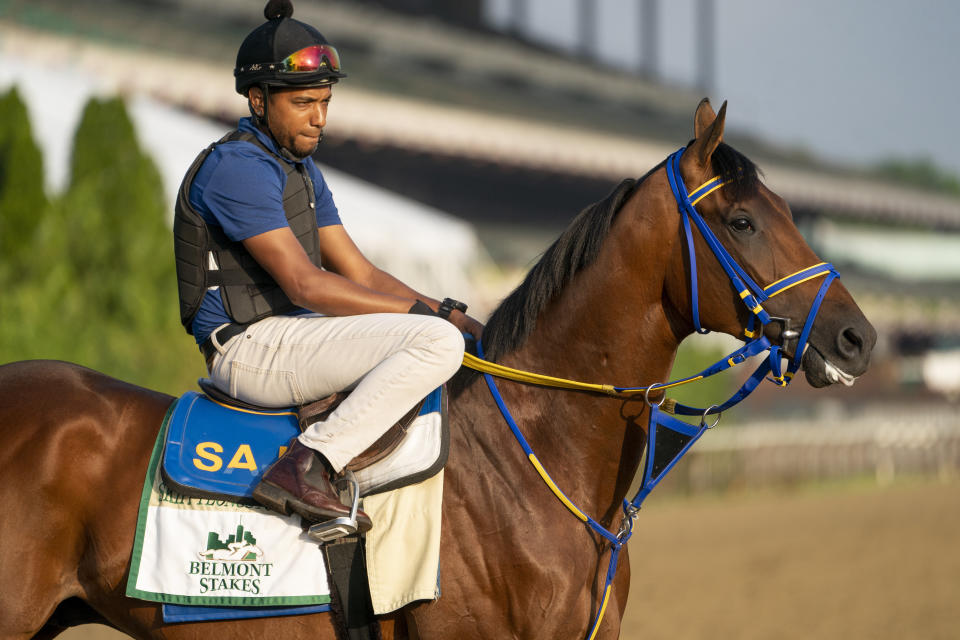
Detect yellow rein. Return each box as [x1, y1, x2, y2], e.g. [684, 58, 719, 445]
[461, 256, 828, 401]
[461, 352, 698, 398]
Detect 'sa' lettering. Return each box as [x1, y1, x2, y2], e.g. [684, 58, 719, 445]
[227, 444, 258, 472]
[193, 442, 223, 472]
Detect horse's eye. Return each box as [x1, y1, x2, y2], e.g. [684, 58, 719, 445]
[729, 216, 754, 233]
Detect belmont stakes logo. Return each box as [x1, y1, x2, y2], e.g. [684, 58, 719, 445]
[188, 523, 274, 595]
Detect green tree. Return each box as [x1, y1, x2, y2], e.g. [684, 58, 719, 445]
[1, 94, 203, 393]
[0, 86, 48, 280]
[63, 96, 171, 328]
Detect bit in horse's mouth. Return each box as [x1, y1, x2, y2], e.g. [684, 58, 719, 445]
[823, 359, 857, 386]
[802, 346, 858, 388]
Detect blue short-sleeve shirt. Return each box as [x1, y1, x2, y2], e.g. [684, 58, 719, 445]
[188, 117, 342, 343]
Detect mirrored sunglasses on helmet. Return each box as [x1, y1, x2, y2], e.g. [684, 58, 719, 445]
[236, 44, 342, 75]
[281, 44, 341, 73]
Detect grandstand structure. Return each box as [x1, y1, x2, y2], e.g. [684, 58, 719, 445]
[3, 0, 959, 393]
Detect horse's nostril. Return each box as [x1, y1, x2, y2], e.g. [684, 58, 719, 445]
[836, 327, 863, 359]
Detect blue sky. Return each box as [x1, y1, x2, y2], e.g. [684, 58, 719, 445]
[485, 0, 960, 177]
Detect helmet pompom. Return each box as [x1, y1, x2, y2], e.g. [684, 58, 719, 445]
[264, 0, 294, 21]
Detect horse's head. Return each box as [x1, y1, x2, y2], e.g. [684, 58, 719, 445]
[664, 99, 876, 387]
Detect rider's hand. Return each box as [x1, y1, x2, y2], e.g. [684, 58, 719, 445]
[451, 310, 484, 341]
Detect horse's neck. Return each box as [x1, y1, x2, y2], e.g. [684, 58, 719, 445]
[474, 187, 683, 522]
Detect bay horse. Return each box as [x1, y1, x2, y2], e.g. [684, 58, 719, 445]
[0, 100, 875, 639]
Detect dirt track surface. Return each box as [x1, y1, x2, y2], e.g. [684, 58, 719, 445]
[62, 479, 960, 640]
[622, 479, 960, 640]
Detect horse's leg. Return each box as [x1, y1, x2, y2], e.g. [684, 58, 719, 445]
[27, 598, 107, 640]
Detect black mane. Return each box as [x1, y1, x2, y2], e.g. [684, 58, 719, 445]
[708, 141, 761, 202]
[480, 177, 639, 361]
[480, 143, 760, 361]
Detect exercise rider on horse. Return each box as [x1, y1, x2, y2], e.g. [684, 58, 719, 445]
[173, 0, 483, 533]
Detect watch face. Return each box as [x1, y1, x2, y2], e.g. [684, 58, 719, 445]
[443, 298, 467, 313]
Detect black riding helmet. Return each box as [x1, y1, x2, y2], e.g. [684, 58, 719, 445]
[234, 0, 347, 96]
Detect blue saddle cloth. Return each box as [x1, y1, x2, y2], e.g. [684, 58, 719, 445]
[161, 391, 300, 503]
[162, 602, 330, 623]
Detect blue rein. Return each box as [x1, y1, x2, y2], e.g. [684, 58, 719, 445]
[477, 147, 841, 639]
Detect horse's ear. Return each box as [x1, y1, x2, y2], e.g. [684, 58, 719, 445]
[694, 98, 716, 138]
[689, 98, 727, 168]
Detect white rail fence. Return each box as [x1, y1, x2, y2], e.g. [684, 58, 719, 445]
[658, 405, 960, 493]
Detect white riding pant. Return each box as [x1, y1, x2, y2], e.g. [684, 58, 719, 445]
[206, 313, 465, 472]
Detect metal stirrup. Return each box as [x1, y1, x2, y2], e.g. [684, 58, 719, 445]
[308, 470, 361, 543]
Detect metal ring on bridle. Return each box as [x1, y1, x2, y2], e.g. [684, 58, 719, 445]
[616, 504, 639, 541]
[644, 383, 665, 407]
[700, 404, 722, 429]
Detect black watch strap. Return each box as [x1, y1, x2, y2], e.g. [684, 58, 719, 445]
[408, 300, 435, 316]
[437, 298, 467, 320]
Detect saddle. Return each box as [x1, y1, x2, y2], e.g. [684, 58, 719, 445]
[161, 379, 449, 505]
[199, 379, 423, 472]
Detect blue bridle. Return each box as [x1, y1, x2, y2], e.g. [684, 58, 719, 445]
[665, 147, 839, 389]
[472, 146, 841, 640]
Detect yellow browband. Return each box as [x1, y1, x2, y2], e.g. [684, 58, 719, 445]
[689, 175, 726, 205]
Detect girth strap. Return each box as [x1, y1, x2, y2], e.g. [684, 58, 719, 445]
[322, 537, 380, 640]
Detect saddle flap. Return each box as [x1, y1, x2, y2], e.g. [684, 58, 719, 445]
[161, 392, 300, 503]
[343, 397, 425, 472]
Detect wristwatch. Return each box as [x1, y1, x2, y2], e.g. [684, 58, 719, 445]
[437, 298, 468, 320]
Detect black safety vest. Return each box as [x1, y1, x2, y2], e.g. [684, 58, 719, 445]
[173, 130, 322, 334]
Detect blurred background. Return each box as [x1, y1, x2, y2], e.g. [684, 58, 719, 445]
[1, 0, 958, 638]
